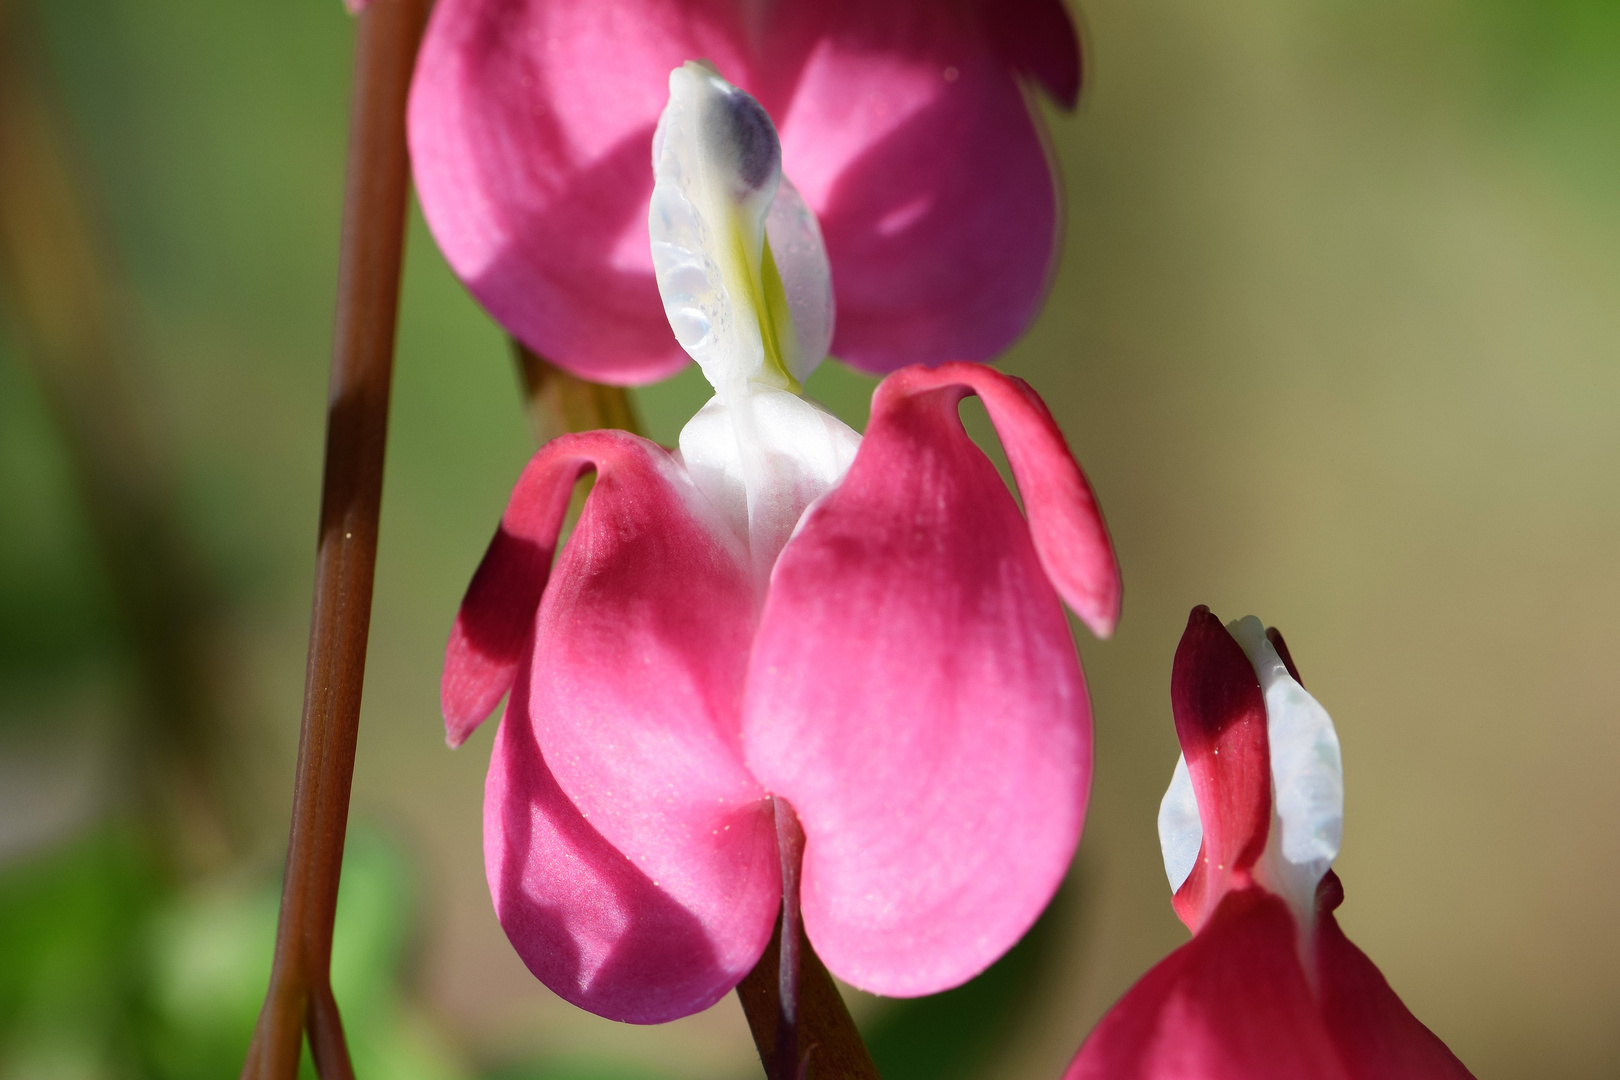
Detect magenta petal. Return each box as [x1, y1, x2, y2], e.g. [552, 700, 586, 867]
[782, 6, 1063, 372]
[408, 0, 751, 384]
[1064, 888, 1353, 1080]
[743, 365, 1092, 996]
[1314, 876, 1478, 1079]
[410, 0, 1076, 381]
[878, 362, 1120, 635]
[488, 638, 764, 1023]
[442, 439, 594, 747]
[523, 430, 780, 1015]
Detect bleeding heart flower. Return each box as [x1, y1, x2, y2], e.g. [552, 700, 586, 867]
[440, 65, 1120, 1023]
[407, 0, 1081, 384]
[1063, 607, 1475, 1080]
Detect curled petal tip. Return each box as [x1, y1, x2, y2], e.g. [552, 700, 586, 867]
[982, 0, 1084, 109]
[343, 0, 371, 12]
[873, 363, 1121, 638]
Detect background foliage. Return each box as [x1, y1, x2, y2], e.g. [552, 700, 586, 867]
[1, 0, 1616, 1077]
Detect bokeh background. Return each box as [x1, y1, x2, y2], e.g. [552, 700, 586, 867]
[2, 0, 1617, 1077]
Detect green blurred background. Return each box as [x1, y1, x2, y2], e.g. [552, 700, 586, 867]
[1, 0, 1616, 1077]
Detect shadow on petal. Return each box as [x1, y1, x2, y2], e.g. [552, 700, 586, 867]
[488, 650, 742, 1024]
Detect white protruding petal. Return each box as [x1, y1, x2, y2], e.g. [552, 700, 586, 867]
[653, 62, 850, 572]
[764, 177, 835, 383]
[650, 62, 780, 393]
[1228, 616, 1344, 927]
[677, 390, 860, 583]
[1158, 753, 1202, 893]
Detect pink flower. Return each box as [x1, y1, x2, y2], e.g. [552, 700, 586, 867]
[407, 0, 1081, 384]
[440, 66, 1119, 1024]
[1063, 607, 1475, 1080]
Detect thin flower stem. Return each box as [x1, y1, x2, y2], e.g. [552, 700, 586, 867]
[240, 1, 427, 1076]
[774, 798, 806, 1080]
[736, 804, 879, 1080]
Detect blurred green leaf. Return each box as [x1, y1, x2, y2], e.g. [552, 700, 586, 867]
[0, 827, 158, 1078]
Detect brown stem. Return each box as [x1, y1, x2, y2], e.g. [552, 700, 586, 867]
[512, 338, 643, 440]
[737, 807, 879, 1080]
[240, 1, 428, 1076]
[773, 799, 806, 1080]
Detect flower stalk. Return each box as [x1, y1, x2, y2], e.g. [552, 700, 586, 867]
[772, 799, 807, 1080]
[241, 0, 428, 1076]
[512, 340, 643, 442]
[735, 894, 880, 1080]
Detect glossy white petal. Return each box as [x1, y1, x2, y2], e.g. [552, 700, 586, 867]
[1228, 616, 1344, 927]
[764, 177, 835, 384]
[1158, 752, 1202, 892]
[678, 389, 859, 584]
[650, 62, 834, 394]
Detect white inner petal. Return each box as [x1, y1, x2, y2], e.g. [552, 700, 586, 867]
[649, 61, 837, 395]
[1227, 616, 1344, 927]
[1158, 753, 1202, 892]
[652, 62, 853, 577]
[763, 177, 835, 384]
[678, 389, 859, 583]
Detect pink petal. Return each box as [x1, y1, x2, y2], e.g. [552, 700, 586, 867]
[1064, 888, 1352, 1080]
[523, 430, 781, 1017]
[1313, 873, 1478, 1079]
[442, 437, 593, 747]
[742, 364, 1096, 996]
[877, 362, 1120, 635]
[408, 0, 748, 384]
[773, 3, 1065, 372]
[1169, 606, 1273, 933]
[408, 0, 1076, 383]
[487, 637, 770, 1023]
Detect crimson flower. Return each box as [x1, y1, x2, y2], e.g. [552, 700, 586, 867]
[1064, 607, 1475, 1080]
[440, 66, 1120, 1023]
[406, 0, 1081, 384]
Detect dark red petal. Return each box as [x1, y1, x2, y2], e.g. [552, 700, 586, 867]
[442, 436, 596, 746]
[977, 0, 1082, 108]
[1169, 606, 1271, 932]
[1266, 625, 1305, 685]
[1064, 888, 1352, 1080]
